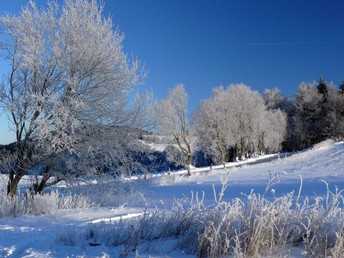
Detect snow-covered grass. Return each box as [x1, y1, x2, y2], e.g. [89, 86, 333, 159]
[0, 190, 94, 217]
[56, 179, 144, 208]
[0, 175, 144, 218]
[1, 141, 344, 257]
[56, 180, 344, 257]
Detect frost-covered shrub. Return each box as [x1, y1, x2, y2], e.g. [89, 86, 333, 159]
[0, 191, 59, 217]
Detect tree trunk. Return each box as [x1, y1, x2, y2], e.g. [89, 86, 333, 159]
[240, 137, 245, 158]
[7, 175, 22, 197]
[34, 176, 50, 195]
[34, 165, 64, 195]
[33, 165, 51, 194]
[186, 154, 192, 176]
[6, 142, 31, 196]
[235, 144, 238, 159]
[174, 134, 193, 176]
[217, 142, 226, 164]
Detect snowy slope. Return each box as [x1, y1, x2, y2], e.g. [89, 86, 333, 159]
[143, 141, 344, 207]
[0, 141, 343, 257]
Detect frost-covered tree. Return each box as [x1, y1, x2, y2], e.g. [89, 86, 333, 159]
[192, 93, 232, 164]
[0, 0, 149, 195]
[263, 88, 284, 110]
[220, 84, 267, 158]
[193, 83, 287, 163]
[154, 84, 193, 174]
[262, 109, 287, 152]
[263, 88, 297, 151]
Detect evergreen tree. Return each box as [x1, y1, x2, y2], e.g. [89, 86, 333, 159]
[317, 77, 328, 97]
[339, 81, 344, 93]
[322, 89, 344, 140]
[294, 82, 324, 149]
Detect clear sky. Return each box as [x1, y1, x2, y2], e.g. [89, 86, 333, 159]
[0, 0, 344, 144]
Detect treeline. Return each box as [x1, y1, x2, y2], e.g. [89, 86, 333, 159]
[263, 78, 344, 151]
[288, 78, 344, 150]
[154, 78, 344, 167]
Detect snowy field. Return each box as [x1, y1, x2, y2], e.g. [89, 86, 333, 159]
[1, 140, 344, 257]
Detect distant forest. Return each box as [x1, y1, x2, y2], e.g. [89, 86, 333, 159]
[154, 78, 344, 169]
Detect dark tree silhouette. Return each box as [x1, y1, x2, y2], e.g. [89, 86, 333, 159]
[339, 81, 344, 93]
[317, 77, 328, 97]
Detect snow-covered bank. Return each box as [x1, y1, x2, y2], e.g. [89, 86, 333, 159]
[0, 141, 344, 257]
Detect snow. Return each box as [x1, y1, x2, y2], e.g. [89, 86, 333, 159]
[1, 141, 344, 257]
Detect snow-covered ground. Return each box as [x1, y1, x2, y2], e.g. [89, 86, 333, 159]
[1, 140, 344, 257]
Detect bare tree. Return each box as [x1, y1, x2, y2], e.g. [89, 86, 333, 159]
[0, 0, 149, 195]
[154, 84, 193, 175]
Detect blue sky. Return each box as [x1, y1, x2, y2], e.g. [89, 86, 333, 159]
[1, 0, 344, 144]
